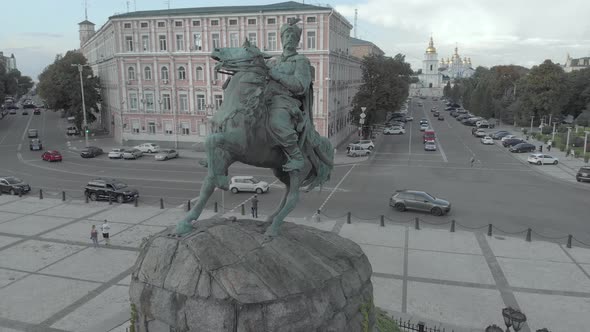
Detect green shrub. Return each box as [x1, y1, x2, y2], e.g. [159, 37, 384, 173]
[375, 309, 402, 332]
[129, 303, 137, 332]
[522, 128, 528, 135]
[541, 126, 553, 134]
[559, 144, 566, 152]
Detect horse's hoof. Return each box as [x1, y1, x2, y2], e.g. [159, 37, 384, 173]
[175, 220, 194, 235]
[262, 228, 278, 243]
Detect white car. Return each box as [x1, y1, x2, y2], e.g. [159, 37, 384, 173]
[122, 148, 143, 159]
[134, 143, 160, 153]
[229, 176, 269, 194]
[108, 148, 125, 159]
[474, 129, 487, 138]
[527, 153, 558, 165]
[405, 116, 414, 121]
[155, 149, 179, 161]
[384, 126, 405, 135]
[424, 141, 437, 151]
[348, 140, 374, 150]
[420, 123, 429, 131]
[481, 136, 494, 145]
[347, 144, 371, 157]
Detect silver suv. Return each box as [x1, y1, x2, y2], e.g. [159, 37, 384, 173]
[389, 190, 451, 216]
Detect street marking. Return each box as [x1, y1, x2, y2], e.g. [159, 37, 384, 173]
[314, 164, 356, 216]
[437, 141, 448, 163]
[19, 112, 35, 148]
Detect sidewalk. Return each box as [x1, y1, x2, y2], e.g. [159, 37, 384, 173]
[0, 196, 588, 332]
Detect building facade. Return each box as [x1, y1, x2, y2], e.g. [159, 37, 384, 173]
[439, 46, 474, 79]
[563, 53, 590, 72]
[418, 37, 442, 88]
[79, 1, 362, 148]
[349, 37, 384, 59]
[0, 52, 17, 72]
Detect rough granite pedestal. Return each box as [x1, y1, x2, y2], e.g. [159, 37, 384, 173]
[129, 218, 375, 332]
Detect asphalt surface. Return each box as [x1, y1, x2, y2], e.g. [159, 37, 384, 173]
[1, 97, 589, 244]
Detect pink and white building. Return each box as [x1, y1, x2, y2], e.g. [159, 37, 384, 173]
[79, 1, 363, 148]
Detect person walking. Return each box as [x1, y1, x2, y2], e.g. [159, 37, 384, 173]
[569, 148, 576, 160]
[90, 225, 99, 248]
[101, 220, 111, 246]
[547, 144, 551, 152]
[470, 156, 475, 168]
[251, 195, 259, 218]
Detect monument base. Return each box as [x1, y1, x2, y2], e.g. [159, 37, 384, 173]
[130, 218, 375, 332]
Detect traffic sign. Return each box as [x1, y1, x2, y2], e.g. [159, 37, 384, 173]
[359, 119, 365, 124]
[360, 113, 366, 119]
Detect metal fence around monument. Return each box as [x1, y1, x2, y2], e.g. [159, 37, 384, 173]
[394, 318, 453, 332]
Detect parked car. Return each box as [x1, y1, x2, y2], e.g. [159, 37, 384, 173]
[419, 123, 429, 131]
[481, 136, 494, 145]
[29, 139, 43, 151]
[347, 144, 371, 157]
[122, 148, 143, 159]
[500, 135, 518, 142]
[576, 166, 590, 182]
[33, 108, 41, 115]
[438, 115, 444, 121]
[348, 140, 374, 151]
[42, 150, 63, 162]
[474, 129, 487, 138]
[229, 176, 270, 194]
[509, 143, 536, 153]
[155, 149, 179, 161]
[424, 141, 437, 151]
[84, 178, 139, 203]
[502, 138, 526, 147]
[108, 148, 126, 159]
[27, 129, 38, 138]
[433, 111, 440, 117]
[527, 153, 558, 165]
[491, 131, 511, 140]
[405, 116, 414, 121]
[389, 190, 451, 216]
[80, 146, 103, 158]
[66, 126, 80, 136]
[384, 126, 405, 135]
[134, 143, 161, 153]
[0, 176, 31, 195]
[9, 109, 17, 114]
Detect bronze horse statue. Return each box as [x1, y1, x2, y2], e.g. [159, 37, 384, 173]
[176, 41, 334, 239]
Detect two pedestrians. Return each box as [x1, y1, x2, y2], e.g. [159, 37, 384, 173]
[251, 195, 259, 218]
[90, 225, 99, 247]
[101, 220, 111, 245]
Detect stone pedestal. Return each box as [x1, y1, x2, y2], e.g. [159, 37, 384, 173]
[130, 218, 375, 332]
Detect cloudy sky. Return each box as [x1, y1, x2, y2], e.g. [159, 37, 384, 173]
[1, 0, 589, 80]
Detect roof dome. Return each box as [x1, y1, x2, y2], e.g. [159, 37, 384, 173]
[426, 37, 437, 54]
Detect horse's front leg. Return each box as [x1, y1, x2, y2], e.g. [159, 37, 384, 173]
[264, 170, 302, 240]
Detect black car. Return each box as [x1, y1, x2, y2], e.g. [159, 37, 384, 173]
[22, 110, 28, 115]
[80, 146, 103, 158]
[23, 104, 35, 109]
[509, 143, 536, 153]
[33, 108, 41, 115]
[433, 111, 440, 117]
[576, 166, 590, 182]
[502, 138, 525, 147]
[84, 178, 139, 203]
[0, 176, 31, 195]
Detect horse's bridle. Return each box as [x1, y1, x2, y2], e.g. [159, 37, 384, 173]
[215, 57, 268, 76]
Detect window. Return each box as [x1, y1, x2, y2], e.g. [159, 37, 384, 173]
[267, 32, 277, 51]
[140, 22, 148, 28]
[195, 66, 204, 80]
[164, 121, 173, 135]
[125, 36, 133, 51]
[196, 94, 205, 111]
[193, 33, 202, 50]
[176, 34, 184, 51]
[307, 31, 316, 50]
[214, 95, 223, 110]
[161, 93, 171, 111]
[147, 121, 156, 134]
[247, 18, 257, 25]
[159, 35, 167, 51]
[181, 122, 190, 135]
[210, 19, 219, 26]
[306, 16, 317, 23]
[129, 92, 138, 110]
[124, 23, 131, 29]
[175, 21, 183, 27]
[157, 21, 165, 28]
[178, 66, 186, 80]
[179, 94, 188, 113]
[229, 19, 238, 26]
[144, 93, 154, 112]
[161, 66, 169, 81]
[141, 35, 149, 51]
[267, 18, 276, 24]
[199, 123, 206, 136]
[132, 119, 140, 133]
[247, 32, 257, 46]
[144, 66, 152, 80]
[127, 66, 136, 80]
[211, 33, 220, 49]
[230, 33, 239, 47]
[192, 20, 200, 27]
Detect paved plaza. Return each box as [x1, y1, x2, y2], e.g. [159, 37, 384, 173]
[0, 195, 589, 332]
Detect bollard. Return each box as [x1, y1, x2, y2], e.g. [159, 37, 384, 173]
[526, 228, 532, 242]
[108, 194, 113, 205]
[19, 189, 22, 198]
[380, 215, 385, 227]
[567, 235, 572, 248]
[62, 191, 66, 201]
[415, 217, 420, 230]
[241, 204, 245, 216]
[418, 321, 425, 332]
[187, 200, 191, 212]
[134, 197, 138, 207]
[316, 209, 321, 223]
[85, 193, 89, 203]
[347, 212, 351, 224]
[39, 189, 43, 200]
[214, 202, 218, 213]
[487, 224, 492, 237]
[450, 219, 455, 232]
[160, 198, 164, 209]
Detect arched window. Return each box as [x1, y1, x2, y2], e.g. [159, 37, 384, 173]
[127, 66, 136, 80]
[161, 66, 169, 80]
[195, 66, 204, 80]
[144, 66, 152, 80]
[178, 66, 186, 80]
[310, 65, 316, 81]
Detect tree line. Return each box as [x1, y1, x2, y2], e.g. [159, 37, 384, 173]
[0, 62, 34, 104]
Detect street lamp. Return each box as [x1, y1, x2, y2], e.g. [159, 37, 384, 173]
[565, 127, 572, 152]
[584, 131, 589, 158]
[529, 115, 534, 135]
[71, 64, 90, 147]
[360, 107, 366, 138]
[551, 121, 557, 142]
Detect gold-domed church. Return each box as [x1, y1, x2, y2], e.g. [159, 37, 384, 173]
[439, 45, 475, 79]
[417, 37, 443, 88]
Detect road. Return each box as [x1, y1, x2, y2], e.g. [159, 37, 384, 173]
[1, 98, 589, 244]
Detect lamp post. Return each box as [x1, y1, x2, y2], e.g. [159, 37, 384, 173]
[551, 122, 557, 142]
[565, 127, 572, 152]
[530, 115, 534, 135]
[71, 64, 90, 147]
[584, 131, 589, 158]
[360, 107, 366, 138]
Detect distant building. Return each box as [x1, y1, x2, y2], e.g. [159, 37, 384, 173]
[418, 37, 442, 88]
[439, 46, 474, 79]
[563, 53, 590, 72]
[79, 1, 363, 148]
[349, 37, 384, 59]
[0, 52, 17, 72]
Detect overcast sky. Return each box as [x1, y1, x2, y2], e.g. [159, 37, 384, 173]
[1, 0, 589, 80]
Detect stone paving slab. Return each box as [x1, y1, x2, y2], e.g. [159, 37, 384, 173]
[89, 205, 164, 224]
[0, 212, 21, 223]
[408, 228, 482, 255]
[0, 195, 22, 205]
[109, 224, 168, 247]
[0, 274, 99, 324]
[0, 199, 63, 214]
[0, 268, 29, 288]
[408, 250, 495, 285]
[286, 217, 336, 232]
[371, 276, 403, 313]
[0, 240, 85, 271]
[51, 285, 130, 332]
[0, 236, 20, 249]
[0, 215, 74, 236]
[339, 223, 406, 247]
[487, 236, 572, 262]
[514, 291, 590, 332]
[39, 248, 138, 283]
[115, 274, 131, 286]
[567, 246, 590, 264]
[0, 327, 24, 332]
[360, 244, 404, 275]
[35, 202, 106, 219]
[141, 208, 189, 226]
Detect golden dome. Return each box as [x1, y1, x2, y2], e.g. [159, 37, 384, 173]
[426, 37, 437, 53]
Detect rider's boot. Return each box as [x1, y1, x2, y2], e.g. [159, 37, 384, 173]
[282, 145, 304, 172]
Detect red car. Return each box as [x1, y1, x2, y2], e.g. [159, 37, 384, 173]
[42, 150, 63, 162]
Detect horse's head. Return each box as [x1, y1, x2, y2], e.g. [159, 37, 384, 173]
[211, 39, 271, 74]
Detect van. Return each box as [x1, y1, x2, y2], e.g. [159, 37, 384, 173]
[423, 130, 435, 143]
[66, 126, 80, 136]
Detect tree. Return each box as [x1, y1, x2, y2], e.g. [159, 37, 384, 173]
[443, 81, 451, 97]
[450, 83, 461, 103]
[0, 64, 34, 102]
[563, 67, 590, 118]
[37, 51, 101, 129]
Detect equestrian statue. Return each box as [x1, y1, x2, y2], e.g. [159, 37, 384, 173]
[176, 19, 334, 239]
